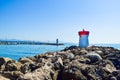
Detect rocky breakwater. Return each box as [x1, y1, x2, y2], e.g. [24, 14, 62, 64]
[0, 46, 120, 80]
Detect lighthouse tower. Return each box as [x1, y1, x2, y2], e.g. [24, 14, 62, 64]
[78, 29, 89, 48]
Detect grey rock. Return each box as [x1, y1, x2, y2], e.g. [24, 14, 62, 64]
[110, 77, 117, 80]
[116, 74, 120, 80]
[103, 63, 116, 73]
[54, 57, 63, 70]
[5, 61, 22, 71]
[85, 52, 102, 63]
[66, 53, 74, 59]
[112, 70, 120, 76]
[0, 75, 10, 80]
[18, 57, 34, 64]
[20, 63, 31, 74]
[2, 71, 23, 80]
[19, 65, 53, 80]
[0, 57, 12, 66]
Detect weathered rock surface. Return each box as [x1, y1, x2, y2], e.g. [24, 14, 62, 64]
[0, 46, 120, 80]
[0, 57, 12, 66]
[0, 75, 10, 80]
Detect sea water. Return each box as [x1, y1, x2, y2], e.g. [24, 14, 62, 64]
[0, 43, 74, 60]
[0, 44, 120, 60]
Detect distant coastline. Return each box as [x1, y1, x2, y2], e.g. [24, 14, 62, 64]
[0, 40, 64, 45]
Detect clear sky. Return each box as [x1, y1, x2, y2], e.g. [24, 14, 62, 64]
[0, 0, 120, 43]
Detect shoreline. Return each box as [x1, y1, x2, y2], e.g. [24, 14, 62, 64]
[0, 45, 120, 80]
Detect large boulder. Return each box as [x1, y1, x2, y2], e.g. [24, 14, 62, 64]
[103, 60, 116, 73]
[1, 71, 23, 80]
[85, 52, 102, 63]
[54, 57, 63, 70]
[19, 63, 54, 80]
[20, 63, 32, 74]
[63, 46, 78, 51]
[0, 57, 12, 66]
[0, 75, 10, 80]
[5, 60, 22, 71]
[79, 49, 88, 55]
[18, 57, 34, 64]
[75, 56, 91, 64]
[61, 60, 88, 80]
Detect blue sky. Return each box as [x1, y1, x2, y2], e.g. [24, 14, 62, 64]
[0, 0, 120, 43]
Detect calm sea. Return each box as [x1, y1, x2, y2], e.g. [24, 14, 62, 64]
[0, 43, 74, 60]
[0, 44, 120, 60]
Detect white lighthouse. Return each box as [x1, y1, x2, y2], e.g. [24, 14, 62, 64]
[78, 29, 89, 48]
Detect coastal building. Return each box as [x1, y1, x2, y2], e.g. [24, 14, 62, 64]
[78, 29, 89, 48]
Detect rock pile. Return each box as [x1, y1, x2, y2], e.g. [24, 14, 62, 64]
[0, 46, 120, 80]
